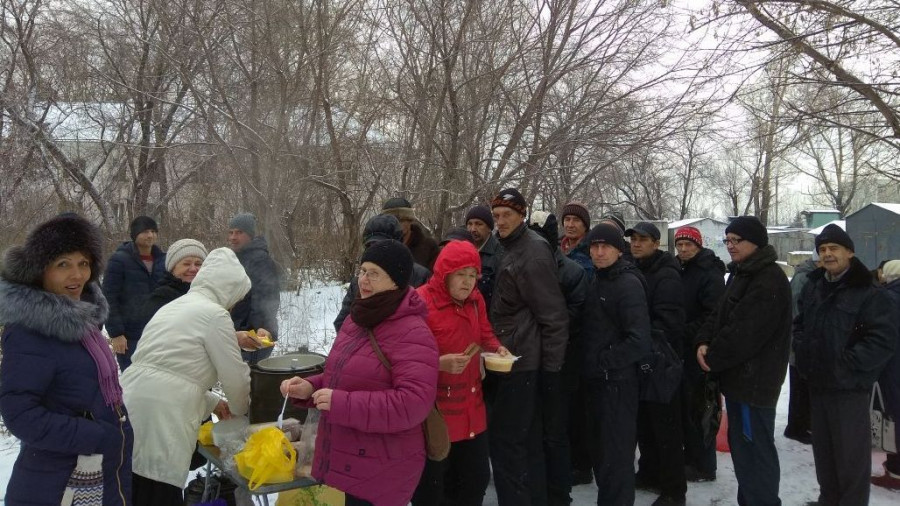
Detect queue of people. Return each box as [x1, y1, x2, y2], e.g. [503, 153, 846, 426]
[0, 193, 898, 506]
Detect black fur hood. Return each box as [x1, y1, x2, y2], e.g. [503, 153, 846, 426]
[0, 280, 109, 343]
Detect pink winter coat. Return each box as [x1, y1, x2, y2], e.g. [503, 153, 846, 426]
[300, 287, 439, 506]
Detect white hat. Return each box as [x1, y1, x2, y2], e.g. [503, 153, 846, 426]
[165, 239, 208, 272]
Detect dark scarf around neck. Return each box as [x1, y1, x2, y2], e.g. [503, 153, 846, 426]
[350, 287, 407, 329]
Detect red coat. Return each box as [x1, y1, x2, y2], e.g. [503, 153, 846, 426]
[417, 240, 502, 442]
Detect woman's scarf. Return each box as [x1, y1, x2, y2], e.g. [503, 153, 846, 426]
[81, 327, 123, 407]
[349, 287, 407, 329]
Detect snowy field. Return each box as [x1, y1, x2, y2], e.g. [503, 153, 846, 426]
[1, 281, 898, 504]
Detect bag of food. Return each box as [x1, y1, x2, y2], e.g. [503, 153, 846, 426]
[233, 427, 297, 489]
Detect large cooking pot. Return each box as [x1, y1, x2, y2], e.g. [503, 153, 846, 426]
[249, 352, 325, 424]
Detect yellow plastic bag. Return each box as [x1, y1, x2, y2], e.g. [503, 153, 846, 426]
[234, 427, 297, 489]
[197, 421, 214, 446]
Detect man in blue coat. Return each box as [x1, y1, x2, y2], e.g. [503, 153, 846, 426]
[102, 215, 166, 370]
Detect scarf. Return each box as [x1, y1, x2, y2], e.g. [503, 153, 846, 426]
[350, 287, 408, 329]
[81, 327, 123, 407]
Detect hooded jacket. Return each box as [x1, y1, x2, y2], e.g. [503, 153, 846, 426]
[121, 248, 252, 488]
[0, 282, 133, 505]
[490, 223, 569, 372]
[102, 241, 166, 339]
[696, 245, 792, 408]
[793, 257, 897, 392]
[231, 236, 281, 339]
[417, 241, 502, 442]
[299, 287, 438, 506]
[139, 271, 190, 324]
[680, 248, 726, 355]
[636, 249, 687, 356]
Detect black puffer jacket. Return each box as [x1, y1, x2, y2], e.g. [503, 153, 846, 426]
[231, 237, 281, 339]
[581, 258, 652, 380]
[140, 272, 190, 325]
[636, 250, 686, 356]
[793, 257, 898, 392]
[490, 223, 569, 372]
[696, 245, 791, 408]
[477, 234, 504, 312]
[680, 248, 726, 355]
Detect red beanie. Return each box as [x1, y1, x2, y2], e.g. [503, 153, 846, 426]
[674, 226, 703, 248]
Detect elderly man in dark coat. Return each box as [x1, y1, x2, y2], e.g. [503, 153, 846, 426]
[696, 216, 792, 506]
[794, 225, 897, 505]
[465, 204, 504, 311]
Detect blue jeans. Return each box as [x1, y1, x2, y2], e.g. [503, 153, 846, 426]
[725, 398, 781, 506]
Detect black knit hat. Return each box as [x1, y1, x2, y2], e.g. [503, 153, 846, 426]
[599, 214, 626, 233]
[561, 202, 591, 229]
[362, 214, 404, 247]
[360, 239, 413, 289]
[2, 214, 105, 286]
[465, 205, 494, 230]
[725, 216, 768, 247]
[440, 227, 475, 246]
[585, 223, 627, 252]
[815, 223, 854, 252]
[491, 188, 528, 216]
[130, 215, 158, 241]
[625, 221, 661, 241]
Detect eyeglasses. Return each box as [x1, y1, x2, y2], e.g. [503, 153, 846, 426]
[357, 267, 383, 282]
[722, 238, 745, 246]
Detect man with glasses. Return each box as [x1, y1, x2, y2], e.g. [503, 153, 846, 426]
[695, 216, 791, 506]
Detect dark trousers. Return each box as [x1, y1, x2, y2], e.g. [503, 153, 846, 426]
[587, 377, 639, 506]
[115, 338, 140, 371]
[132, 473, 182, 506]
[345, 493, 374, 506]
[568, 381, 593, 475]
[487, 370, 543, 506]
[412, 431, 491, 506]
[681, 359, 716, 475]
[637, 389, 687, 499]
[541, 370, 572, 505]
[785, 365, 811, 436]
[725, 398, 781, 506]
[809, 390, 871, 506]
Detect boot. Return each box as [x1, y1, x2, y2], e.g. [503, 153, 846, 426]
[871, 463, 900, 491]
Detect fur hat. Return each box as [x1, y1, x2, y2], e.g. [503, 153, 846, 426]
[815, 223, 854, 252]
[674, 226, 703, 248]
[491, 188, 528, 216]
[561, 202, 591, 230]
[165, 239, 208, 272]
[586, 223, 627, 252]
[129, 215, 158, 241]
[883, 260, 900, 283]
[725, 216, 768, 248]
[360, 239, 413, 289]
[465, 205, 494, 230]
[2, 214, 105, 286]
[381, 197, 418, 221]
[228, 212, 257, 237]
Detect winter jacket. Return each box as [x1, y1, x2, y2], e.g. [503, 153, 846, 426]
[790, 259, 818, 319]
[696, 245, 791, 408]
[417, 241, 502, 442]
[581, 258, 652, 380]
[299, 287, 439, 506]
[121, 248, 252, 488]
[139, 271, 190, 324]
[556, 249, 589, 366]
[0, 282, 133, 506]
[561, 236, 593, 274]
[334, 263, 431, 332]
[408, 222, 440, 270]
[102, 242, 166, 339]
[793, 257, 898, 392]
[231, 236, 281, 339]
[679, 248, 726, 356]
[636, 250, 686, 356]
[879, 279, 900, 421]
[477, 233, 504, 312]
[490, 223, 570, 372]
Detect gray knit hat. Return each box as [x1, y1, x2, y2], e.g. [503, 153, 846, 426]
[165, 239, 208, 272]
[228, 212, 256, 237]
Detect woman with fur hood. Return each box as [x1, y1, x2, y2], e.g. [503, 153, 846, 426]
[121, 247, 252, 505]
[0, 214, 133, 506]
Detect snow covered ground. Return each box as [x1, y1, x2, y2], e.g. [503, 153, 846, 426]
[1, 281, 898, 504]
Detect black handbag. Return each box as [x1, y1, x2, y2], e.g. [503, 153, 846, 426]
[183, 472, 237, 506]
[638, 330, 684, 403]
[696, 375, 722, 448]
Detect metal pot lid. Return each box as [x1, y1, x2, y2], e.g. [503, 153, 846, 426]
[256, 353, 325, 372]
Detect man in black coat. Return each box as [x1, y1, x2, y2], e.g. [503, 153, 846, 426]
[465, 205, 504, 312]
[793, 225, 898, 505]
[581, 223, 651, 506]
[228, 212, 281, 365]
[627, 222, 687, 506]
[102, 215, 167, 371]
[674, 226, 725, 482]
[696, 216, 791, 506]
[486, 188, 569, 506]
[333, 214, 431, 331]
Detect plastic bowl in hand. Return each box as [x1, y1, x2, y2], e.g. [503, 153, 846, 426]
[482, 353, 517, 373]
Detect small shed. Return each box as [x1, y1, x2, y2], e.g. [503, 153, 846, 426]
[845, 202, 900, 269]
[767, 227, 816, 262]
[667, 218, 729, 263]
[801, 209, 842, 229]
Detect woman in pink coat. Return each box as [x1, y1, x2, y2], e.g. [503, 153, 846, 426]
[281, 240, 439, 506]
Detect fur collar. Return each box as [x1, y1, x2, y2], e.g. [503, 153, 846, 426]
[0, 280, 109, 343]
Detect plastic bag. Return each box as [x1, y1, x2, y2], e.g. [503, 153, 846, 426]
[294, 409, 319, 477]
[233, 427, 297, 489]
[198, 421, 214, 446]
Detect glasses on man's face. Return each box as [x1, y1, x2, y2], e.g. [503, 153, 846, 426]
[722, 237, 745, 247]
[357, 267, 383, 282]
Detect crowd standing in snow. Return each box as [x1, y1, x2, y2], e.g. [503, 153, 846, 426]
[0, 190, 898, 506]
